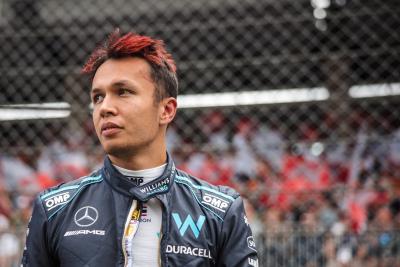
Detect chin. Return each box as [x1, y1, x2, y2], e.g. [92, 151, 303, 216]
[102, 142, 129, 155]
[104, 142, 145, 158]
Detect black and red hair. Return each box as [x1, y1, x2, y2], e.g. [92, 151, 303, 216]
[82, 29, 178, 100]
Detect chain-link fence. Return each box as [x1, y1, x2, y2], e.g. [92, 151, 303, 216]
[257, 229, 400, 267]
[0, 0, 400, 266]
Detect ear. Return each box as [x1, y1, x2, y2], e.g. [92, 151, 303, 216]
[159, 97, 177, 125]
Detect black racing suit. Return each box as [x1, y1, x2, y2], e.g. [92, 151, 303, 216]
[22, 154, 259, 266]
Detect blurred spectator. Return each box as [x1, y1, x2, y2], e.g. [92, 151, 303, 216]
[263, 207, 291, 237]
[232, 116, 257, 178]
[38, 131, 89, 182]
[330, 211, 350, 237]
[0, 151, 41, 193]
[0, 214, 19, 267]
[251, 124, 285, 172]
[292, 209, 325, 267]
[245, 158, 282, 211]
[0, 185, 13, 219]
[318, 194, 339, 230]
[351, 243, 369, 267]
[202, 110, 230, 152]
[281, 144, 331, 197]
[388, 127, 400, 178]
[184, 149, 234, 187]
[322, 234, 340, 267]
[166, 123, 182, 153]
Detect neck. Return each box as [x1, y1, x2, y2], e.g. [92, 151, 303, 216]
[108, 141, 167, 170]
[109, 151, 167, 170]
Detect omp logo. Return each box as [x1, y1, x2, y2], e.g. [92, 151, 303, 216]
[201, 193, 229, 212]
[172, 213, 205, 238]
[128, 177, 144, 186]
[44, 192, 70, 211]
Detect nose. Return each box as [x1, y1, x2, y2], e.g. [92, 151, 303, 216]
[99, 95, 117, 117]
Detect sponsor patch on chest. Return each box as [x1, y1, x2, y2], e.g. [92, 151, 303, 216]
[166, 244, 212, 259]
[64, 229, 105, 236]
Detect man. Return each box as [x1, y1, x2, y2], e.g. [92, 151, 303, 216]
[22, 30, 259, 267]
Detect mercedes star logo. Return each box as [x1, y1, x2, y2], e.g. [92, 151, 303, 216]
[74, 206, 98, 227]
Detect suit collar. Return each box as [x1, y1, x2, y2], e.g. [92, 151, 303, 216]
[102, 153, 176, 201]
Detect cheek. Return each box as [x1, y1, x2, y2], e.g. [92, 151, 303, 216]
[133, 104, 159, 121]
[92, 112, 101, 132]
[128, 109, 158, 132]
[147, 106, 162, 124]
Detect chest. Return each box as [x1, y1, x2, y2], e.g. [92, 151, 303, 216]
[51, 193, 219, 267]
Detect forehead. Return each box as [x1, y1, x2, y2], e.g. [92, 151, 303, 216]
[91, 57, 153, 88]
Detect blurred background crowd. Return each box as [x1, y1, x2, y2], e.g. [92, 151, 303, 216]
[1, 110, 400, 266]
[1, 0, 399, 266]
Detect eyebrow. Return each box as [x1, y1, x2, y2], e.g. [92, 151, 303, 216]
[91, 80, 136, 93]
[112, 80, 134, 87]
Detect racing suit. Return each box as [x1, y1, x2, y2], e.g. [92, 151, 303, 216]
[22, 154, 259, 266]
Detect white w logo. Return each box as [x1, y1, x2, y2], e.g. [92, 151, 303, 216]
[172, 213, 205, 238]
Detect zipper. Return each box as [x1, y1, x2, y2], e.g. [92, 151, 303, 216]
[157, 194, 169, 267]
[122, 199, 138, 267]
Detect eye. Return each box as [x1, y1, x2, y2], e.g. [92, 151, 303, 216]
[92, 94, 104, 104]
[118, 88, 132, 96]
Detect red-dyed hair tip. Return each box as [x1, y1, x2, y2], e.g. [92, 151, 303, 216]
[82, 29, 176, 75]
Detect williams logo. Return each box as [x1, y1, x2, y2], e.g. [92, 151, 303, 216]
[74, 206, 98, 227]
[139, 177, 170, 195]
[172, 213, 205, 238]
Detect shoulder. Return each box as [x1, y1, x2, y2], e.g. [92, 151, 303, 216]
[174, 169, 240, 221]
[37, 170, 103, 219]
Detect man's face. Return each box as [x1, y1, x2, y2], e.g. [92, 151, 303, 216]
[91, 57, 165, 158]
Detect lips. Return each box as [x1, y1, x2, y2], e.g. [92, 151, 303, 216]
[101, 122, 122, 136]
